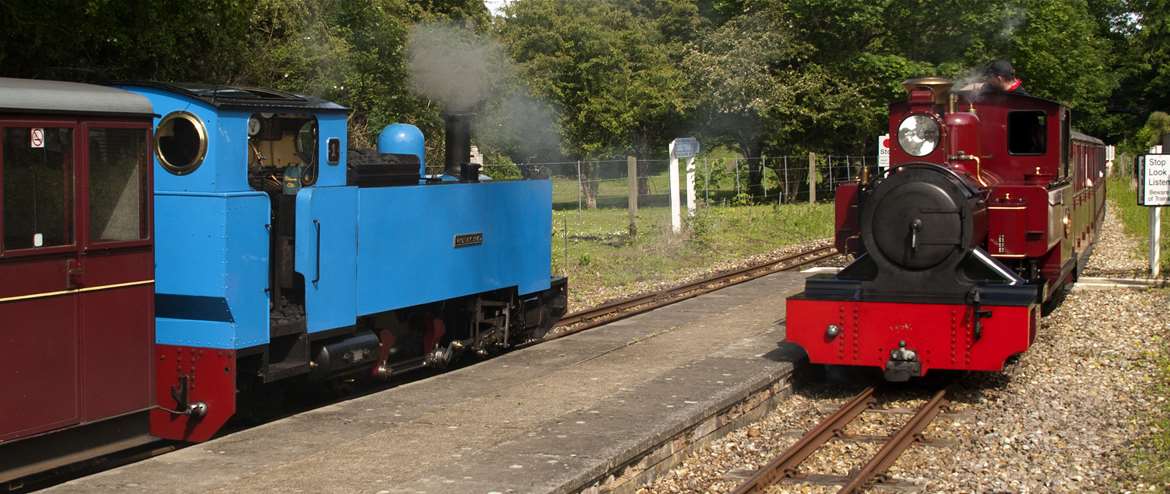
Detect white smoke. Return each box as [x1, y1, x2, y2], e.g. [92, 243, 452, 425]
[406, 23, 509, 112]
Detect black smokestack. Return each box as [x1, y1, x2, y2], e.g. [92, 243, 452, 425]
[444, 112, 473, 178]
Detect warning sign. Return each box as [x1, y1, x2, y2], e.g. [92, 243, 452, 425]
[877, 134, 890, 173]
[30, 128, 44, 149]
[1140, 154, 1170, 206]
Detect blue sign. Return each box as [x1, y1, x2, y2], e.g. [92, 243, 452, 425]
[671, 137, 700, 158]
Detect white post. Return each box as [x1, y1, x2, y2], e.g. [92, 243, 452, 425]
[685, 156, 696, 216]
[669, 141, 682, 234]
[1151, 207, 1161, 277]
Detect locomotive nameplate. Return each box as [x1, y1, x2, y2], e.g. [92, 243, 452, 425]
[454, 232, 484, 248]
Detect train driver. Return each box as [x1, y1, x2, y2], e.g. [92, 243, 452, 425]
[985, 60, 1029, 96]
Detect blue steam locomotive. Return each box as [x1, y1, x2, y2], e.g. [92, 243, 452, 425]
[125, 82, 566, 441]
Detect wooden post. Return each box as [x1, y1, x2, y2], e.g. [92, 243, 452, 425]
[761, 155, 768, 200]
[627, 155, 638, 238]
[575, 159, 583, 212]
[808, 152, 817, 204]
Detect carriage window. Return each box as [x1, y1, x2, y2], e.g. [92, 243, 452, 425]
[1008, 111, 1046, 155]
[2, 127, 74, 250]
[89, 128, 148, 242]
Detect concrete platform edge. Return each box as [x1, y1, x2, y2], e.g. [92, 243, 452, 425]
[576, 367, 795, 494]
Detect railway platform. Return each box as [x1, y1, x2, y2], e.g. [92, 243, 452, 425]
[47, 270, 809, 494]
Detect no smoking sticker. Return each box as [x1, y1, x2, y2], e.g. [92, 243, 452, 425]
[30, 128, 44, 149]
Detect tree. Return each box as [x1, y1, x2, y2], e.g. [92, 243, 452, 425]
[499, 0, 691, 207]
[683, 5, 810, 198]
[1010, 0, 1118, 137]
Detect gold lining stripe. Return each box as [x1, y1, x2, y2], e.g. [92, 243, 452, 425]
[989, 206, 1027, 210]
[0, 280, 154, 304]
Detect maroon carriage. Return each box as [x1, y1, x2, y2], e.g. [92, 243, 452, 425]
[0, 78, 155, 482]
[786, 78, 1105, 380]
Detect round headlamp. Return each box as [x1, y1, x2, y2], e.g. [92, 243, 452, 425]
[897, 114, 940, 157]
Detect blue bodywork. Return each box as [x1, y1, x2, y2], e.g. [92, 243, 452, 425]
[127, 84, 553, 350]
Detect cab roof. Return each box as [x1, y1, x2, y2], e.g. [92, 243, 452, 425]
[118, 81, 348, 114]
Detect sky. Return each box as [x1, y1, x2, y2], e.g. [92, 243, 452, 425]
[485, 0, 508, 15]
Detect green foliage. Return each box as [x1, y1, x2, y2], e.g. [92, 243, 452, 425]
[730, 192, 753, 207]
[1107, 176, 1170, 272]
[0, 0, 1157, 175]
[1131, 112, 1170, 154]
[498, 0, 693, 160]
[684, 207, 715, 245]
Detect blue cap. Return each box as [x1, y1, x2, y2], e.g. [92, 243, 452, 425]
[378, 123, 426, 175]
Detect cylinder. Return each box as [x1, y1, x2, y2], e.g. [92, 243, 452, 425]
[444, 113, 473, 178]
[310, 332, 380, 380]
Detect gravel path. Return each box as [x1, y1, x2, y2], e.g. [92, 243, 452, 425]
[1084, 204, 1148, 278]
[639, 205, 1169, 493]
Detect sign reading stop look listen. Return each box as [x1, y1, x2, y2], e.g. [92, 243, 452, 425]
[1140, 154, 1170, 206]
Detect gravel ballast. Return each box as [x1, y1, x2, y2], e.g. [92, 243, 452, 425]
[639, 205, 1169, 493]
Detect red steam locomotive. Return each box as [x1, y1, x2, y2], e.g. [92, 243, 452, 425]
[787, 77, 1105, 380]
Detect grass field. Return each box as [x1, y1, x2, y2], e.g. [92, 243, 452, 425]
[550, 202, 833, 308]
[1106, 175, 1170, 272]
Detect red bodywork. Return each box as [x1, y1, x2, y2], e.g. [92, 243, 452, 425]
[787, 298, 1038, 374]
[792, 79, 1105, 377]
[1, 116, 155, 444]
[150, 345, 236, 442]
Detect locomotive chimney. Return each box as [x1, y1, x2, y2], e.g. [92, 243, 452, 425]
[443, 112, 474, 179]
[902, 77, 953, 106]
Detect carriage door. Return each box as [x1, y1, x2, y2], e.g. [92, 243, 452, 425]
[77, 121, 153, 422]
[0, 121, 81, 441]
[0, 120, 152, 442]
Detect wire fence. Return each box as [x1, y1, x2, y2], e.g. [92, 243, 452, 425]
[460, 155, 870, 280]
[474, 155, 875, 211]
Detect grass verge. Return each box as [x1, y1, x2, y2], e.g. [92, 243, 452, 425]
[1107, 176, 1170, 272]
[551, 203, 833, 309]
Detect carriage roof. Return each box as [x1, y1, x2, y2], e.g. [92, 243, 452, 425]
[0, 77, 153, 117]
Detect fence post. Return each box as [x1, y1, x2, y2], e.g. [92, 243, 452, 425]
[627, 155, 638, 238]
[575, 159, 583, 212]
[563, 215, 569, 275]
[703, 158, 710, 203]
[735, 159, 741, 196]
[761, 155, 768, 200]
[808, 152, 817, 204]
[783, 156, 789, 204]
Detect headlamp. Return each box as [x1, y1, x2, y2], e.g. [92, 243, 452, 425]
[897, 115, 940, 157]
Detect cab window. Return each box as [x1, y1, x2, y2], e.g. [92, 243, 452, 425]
[1008, 111, 1047, 155]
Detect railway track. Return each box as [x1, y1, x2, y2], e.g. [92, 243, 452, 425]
[731, 387, 949, 494]
[11, 244, 839, 492]
[548, 244, 839, 340]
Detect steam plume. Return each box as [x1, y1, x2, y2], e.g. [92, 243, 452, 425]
[406, 22, 563, 161]
[407, 23, 508, 112]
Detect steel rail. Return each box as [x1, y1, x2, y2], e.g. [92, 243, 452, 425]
[554, 245, 838, 333]
[838, 389, 948, 494]
[731, 387, 876, 494]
